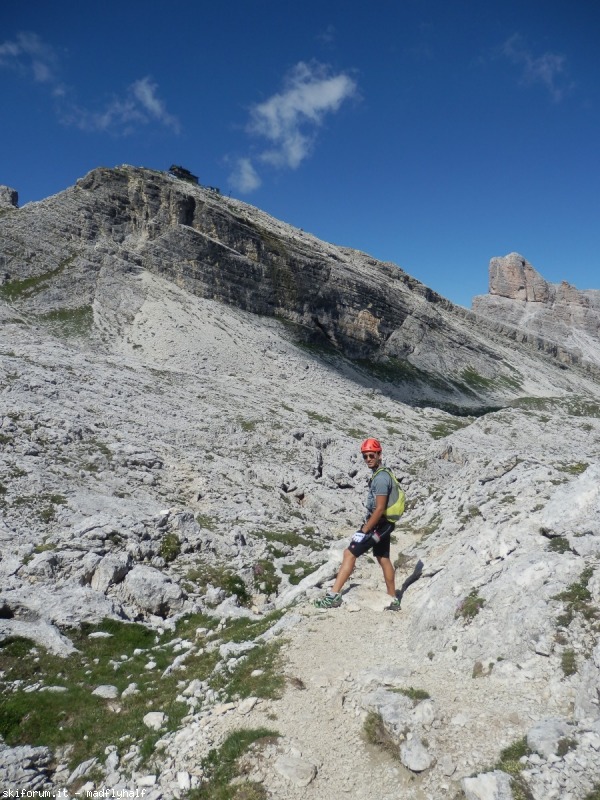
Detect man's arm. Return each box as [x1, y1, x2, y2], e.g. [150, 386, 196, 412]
[360, 494, 387, 534]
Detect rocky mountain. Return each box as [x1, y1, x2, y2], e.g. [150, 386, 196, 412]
[473, 252, 600, 370]
[1, 166, 599, 800]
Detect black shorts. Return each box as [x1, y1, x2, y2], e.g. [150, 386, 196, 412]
[347, 520, 395, 559]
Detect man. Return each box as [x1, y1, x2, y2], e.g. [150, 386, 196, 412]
[314, 438, 403, 611]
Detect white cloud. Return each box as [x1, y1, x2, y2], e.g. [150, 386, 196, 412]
[229, 158, 262, 193]
[0, 31, 61, 87]
[248, 61, 358, 170]
[131, 77, 180, 132]
[502, 34, 570, 102]
[0, 31, 179, 135]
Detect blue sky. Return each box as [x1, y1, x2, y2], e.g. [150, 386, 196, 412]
[1, 0, 599, 307]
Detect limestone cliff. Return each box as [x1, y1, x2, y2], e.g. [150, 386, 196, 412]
[1, 167, 599, 409]
[473, 253, 600, 368]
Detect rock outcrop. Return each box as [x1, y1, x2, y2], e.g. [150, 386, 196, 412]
[0, 185, 18, 209]
[1, 167, 598, 411]
[473, 252, 600, 369]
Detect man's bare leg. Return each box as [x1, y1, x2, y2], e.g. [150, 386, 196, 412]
[331, 549, 357, 594]
[377, 556, 396, 597]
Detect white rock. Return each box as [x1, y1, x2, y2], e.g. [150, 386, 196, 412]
[274, 754, 317, 787]
[238, 696, 258, 715]
[143, 712, 167, 731]
[177, 771, 191, 790]
[91, 685, 119, 699]
[462, 770, 514, 800]
[400, 736, 434, 772]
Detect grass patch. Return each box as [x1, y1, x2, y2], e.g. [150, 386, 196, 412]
[0, 256, 76, 302]
[159, 533, 181, 563]
[252, 560, 281, 596]
[429, 418, 471, 439]
[404, 513, 442, 539]
[305, 410, 331, 424]
[554, 567, 596, 626]
[252, 528, 326, 552]
[281, 561, 319, 585]
[212, 640, 285, 702]
[391, 687, 430, 703]
[493, 737, 533, 800]
[556, 462, 589, 476]
[584, 785, 600, 800]
[363, 711, 399, 758]
[196, 513, 217, 530]
[561, 649, 577, 677]
[190, 728, 279, 800]
[0, 619, 218, 770]
[186, 563, 252, 607]
[0, 610, 287, 773]
[355, 356, 450, 391]
[546, 536, 572, 554]
[36, 306, 93, 338]
[7, 492, 67, 524]
[455, 589, 485, 622]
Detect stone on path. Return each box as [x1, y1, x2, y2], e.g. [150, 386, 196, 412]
[274, 754, 318, 787]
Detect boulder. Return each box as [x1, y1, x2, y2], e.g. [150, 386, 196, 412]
[121, 565, 184, 617]
[462, 770, 514, 800]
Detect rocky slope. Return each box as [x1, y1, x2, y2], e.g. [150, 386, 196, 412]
[473, 252, 600, 370]
[2, 167, 599, 411]
[0, 167, 599, 800]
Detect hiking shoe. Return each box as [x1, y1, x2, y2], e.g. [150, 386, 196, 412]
[314, 592, 343, 609]
[385, 598, 402, 612]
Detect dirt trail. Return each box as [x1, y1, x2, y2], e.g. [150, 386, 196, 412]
[220, 545, 551, 800]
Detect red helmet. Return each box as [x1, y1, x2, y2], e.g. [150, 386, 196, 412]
[360, 438, 382, 453]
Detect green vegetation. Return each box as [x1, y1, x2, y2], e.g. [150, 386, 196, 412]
[0, 611, 286, 773]
[355, 355, 450, 391]
[429, 418, 471, 439]
[196, 513, 217, 530]
[36, 306, 94, 338]
[305, 409, 331, 424]
[455, 589, 485, 621]
[212, 640, 285, 702]
[556, 462, 589, 476]
[8, 492, 67, 524]
[554, 567, 596, 627]
[493, 738, 533, 800]
[0, 255, 77, 302]
[238, 418, 257, 432]
[511, 395, 600, 418]
[391, 686, 430, 702]
[186, 563, 251, 606]
[281, 560, 319, 585]
[403, 513, 441, 539]
[189, 728, 279, 800]
[561, 649, 577, 677]
[159, 533, 181, 563]
[459, 506, 482, 524]
[363, 711, 399, 758]
[584, 785, 600, 800]
[252, 560, 281, 595]
[252, 528, 326, 552]
[546, 536, 572, 554]
[556, 737, 577, 757]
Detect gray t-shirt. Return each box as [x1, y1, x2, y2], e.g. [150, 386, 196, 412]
[365, 467, 398, 515]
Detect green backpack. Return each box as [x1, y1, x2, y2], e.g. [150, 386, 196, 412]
[372, 467, 406, 522]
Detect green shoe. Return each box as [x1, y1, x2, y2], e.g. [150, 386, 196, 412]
[385, 597, 401, 612]
[314, 592, 343, 609]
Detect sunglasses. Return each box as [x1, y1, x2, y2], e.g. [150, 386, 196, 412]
[362, 452, 379, 460]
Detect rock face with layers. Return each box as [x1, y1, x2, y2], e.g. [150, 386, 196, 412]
[473, 253, 600, 369]
[1, 166, 598, 411]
